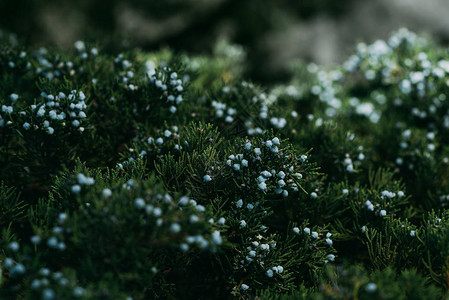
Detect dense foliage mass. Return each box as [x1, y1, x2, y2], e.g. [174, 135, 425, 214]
[1, 28, 449, 299]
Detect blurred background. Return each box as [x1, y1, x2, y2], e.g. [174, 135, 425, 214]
[1, 0, 449, 83]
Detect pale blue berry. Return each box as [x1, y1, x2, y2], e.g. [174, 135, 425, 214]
[102, 188, 112, 197]
[170, 223, 181, 233]
[212, 231, 222, 245]
[31, 235, 41, 245]
[135, 198, 145, 209]
[366, 283, 377, 293]
[43, 288, 55, 300]
[71, 185, 81, 193]
[236, 199, 243, 208]
[8, 242, 19, 252]
[10, 93, 19, 102]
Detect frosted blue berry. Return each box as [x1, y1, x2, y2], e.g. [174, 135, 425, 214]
[170, 223, 181, 233]
[258, 182, 267, 190]
[31, 235, 41, 245]
[241, 284, 249, 291]
[102, 188, 112, 197]
[8, 242, 19, 252]
[261, 170, 272, 178]
[71, 185, 81, 194]
[380, 210, 387, 217]
[31, 279, 41, 289]
[3, 258, 14, 269]
[47, 127, 54, 135]
[135, 198, 145, 209]
[73, 287, 86, 297]
[179, 196, 189, 206]
[266, 269, 274, 277]
[47, 237, 58, 248]
[254, 148, 261, 155]
[203, 175, 212, 182]
[260, 244, 269, 250]
[164, 130, 172, 137]
[311, 231, 318, 239]
[11, 264, 26, 276]
[58, 242, 66, 251]
[196, 205, 205, 213]
[180, 243, 189, 252]
[212, 231, 222, 245]
[42, 288, 55, 300]
[366, 283, 377, 292]
[257, 176, 267, 183]
[39, 268, 50, 276]
[153, 207, 162, 217]
[265, 140, 273, 148]
[10, 93, 19, 102]
[293, 227, 300, 234]
[293, 172, 303, 179]
[236, 199, 243, 208]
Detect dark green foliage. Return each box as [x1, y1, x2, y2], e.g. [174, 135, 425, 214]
[2, 28, 449, 299]
[265, 264, 444, 300]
